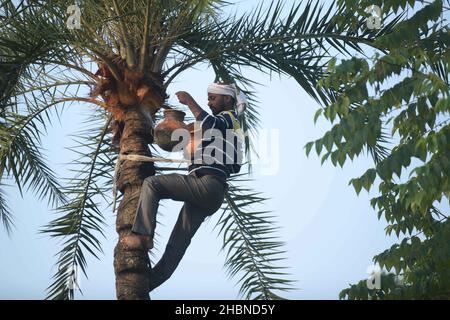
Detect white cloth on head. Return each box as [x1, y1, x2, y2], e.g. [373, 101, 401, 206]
[207, 83, 248, 115]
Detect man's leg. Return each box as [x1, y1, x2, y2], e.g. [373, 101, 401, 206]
[129, 173, 220, 246]
[150, 202, 206, 291]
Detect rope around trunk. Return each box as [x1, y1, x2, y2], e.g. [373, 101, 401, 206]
[112, 154, 191, 212]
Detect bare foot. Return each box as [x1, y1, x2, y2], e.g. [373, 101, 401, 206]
[120, 233, 153, 251]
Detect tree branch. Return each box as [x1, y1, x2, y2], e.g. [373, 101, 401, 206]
[112, 0, 136, 68]
[139, 0, 151, 72]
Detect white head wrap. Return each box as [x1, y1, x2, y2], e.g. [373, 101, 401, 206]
[207, 83, 247, 115]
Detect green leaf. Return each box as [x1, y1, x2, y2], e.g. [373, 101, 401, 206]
[314, 108, 323, 124]
[362, 169, 377, 192]
[315, 140, 323, 156]
[414, 138, 427, 162]
[350, 178, 363, 195]
[304, 141, 314, 157]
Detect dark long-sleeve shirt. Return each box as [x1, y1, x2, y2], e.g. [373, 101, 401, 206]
[188, 109, 243, 178]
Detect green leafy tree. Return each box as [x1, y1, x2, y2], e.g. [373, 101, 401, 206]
[1, 0, 395, 299]
[305, 0, 450, 299]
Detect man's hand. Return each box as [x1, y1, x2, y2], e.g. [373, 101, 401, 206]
[175, 91, 204, 119]
[175, 91, 194, 106]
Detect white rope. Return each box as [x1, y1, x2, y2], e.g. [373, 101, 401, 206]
[118, 154, 191, 164]
[112, 154, 191, 213]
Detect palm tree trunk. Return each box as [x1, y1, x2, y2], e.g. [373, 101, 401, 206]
[114, 106, 155, 300]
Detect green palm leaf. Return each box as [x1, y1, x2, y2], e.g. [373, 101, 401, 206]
[41, 110, 114, 299]
[216, 174, 295, 299]
[0, 181, 14, 235]
[168, 0, 401, 105]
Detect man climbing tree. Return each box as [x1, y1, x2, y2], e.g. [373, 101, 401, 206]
[121, 83, 245, 292]
[0, 0, 399, 300]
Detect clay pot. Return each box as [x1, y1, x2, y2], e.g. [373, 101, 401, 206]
[154, 109, 187, 151]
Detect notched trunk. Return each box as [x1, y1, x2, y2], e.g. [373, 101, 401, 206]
[92, 58, 166, 300]
[114, 107, 158, 300]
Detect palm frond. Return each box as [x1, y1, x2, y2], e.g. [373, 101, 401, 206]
[0, 1, 84, 105]
[0, 56, 105, 235]
[0, 1, 27, 28]
[215, 174, 295, 300]
[41, 110, 114, 300]
[0, 181, 14, 235]
[0, 1, 101, 226]
[366, 125, 392, 165]
[170, 0, 402, 107]
[0, 54, 98, 232]
[0, 100, 67, 206]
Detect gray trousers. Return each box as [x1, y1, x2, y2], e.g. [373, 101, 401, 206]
[131, 171, 227, 291]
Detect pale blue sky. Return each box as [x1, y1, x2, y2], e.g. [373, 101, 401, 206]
[1, 0, 445, 300]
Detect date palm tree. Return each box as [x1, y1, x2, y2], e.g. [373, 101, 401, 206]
[0, 0, 399, 299]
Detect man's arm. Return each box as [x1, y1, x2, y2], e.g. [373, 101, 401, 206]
[175, 91, 204, 119]
[175, 91, 234, 132]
